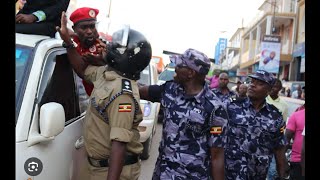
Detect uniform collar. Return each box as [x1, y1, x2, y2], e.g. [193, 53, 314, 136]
[104, 70, 120, 80]
[244, 97, 273, 112]
[176, 82, 209, 103]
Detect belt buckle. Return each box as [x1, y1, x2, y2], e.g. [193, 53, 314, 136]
[89, 157, 101, 167]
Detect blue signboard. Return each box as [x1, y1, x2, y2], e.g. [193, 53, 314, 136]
[214, 38, 227, 65]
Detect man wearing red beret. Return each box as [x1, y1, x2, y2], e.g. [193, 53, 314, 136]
[65, 7, 107, 96]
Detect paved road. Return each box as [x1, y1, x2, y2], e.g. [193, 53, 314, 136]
[139, 122, 162, 180]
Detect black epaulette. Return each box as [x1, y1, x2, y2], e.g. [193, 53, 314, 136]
[229, 96, 246, 103]
[122, 79, 132, 93]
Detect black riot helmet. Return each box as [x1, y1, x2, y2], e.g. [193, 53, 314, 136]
[105, 26, 152, 80]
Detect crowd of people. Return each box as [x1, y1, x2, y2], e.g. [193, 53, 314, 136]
[16, 2, 306, 179]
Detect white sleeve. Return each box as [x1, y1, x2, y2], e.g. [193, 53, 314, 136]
[302, 126, 305, 136]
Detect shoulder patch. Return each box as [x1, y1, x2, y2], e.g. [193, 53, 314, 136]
[210, 126, 222, 134]
[280, 125, 286, 134]
[122, 79, 132, 93]
[118, 103, 132, 112]
[229, 96, 246, 103]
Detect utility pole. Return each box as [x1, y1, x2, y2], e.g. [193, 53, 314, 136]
[272, 0, 277, 34]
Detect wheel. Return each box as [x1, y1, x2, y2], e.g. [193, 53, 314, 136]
[140, 130, 153, 160]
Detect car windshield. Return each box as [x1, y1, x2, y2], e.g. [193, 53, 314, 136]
[16, 45, 34, 119]
[158, 68, 175, 81]
[138, 65, 151, 86]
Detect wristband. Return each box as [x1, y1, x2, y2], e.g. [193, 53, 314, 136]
[62, 40, 77, 49]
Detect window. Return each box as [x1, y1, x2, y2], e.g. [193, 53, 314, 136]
[16, 45, 34, 121]
[75, 74, 89, 114]
[38, 52, 81, 123]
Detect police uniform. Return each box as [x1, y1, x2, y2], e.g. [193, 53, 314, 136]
[148, 81, 228, 180]
[69, 7, 103, 96]
[82, 65, 143, 180]
[212, 87, 237, 104]
[225, 96, 287, 180]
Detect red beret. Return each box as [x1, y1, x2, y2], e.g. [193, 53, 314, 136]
[70, 7, 99, 25]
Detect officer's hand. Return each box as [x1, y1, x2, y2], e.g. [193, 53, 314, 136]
[16, 14, 37, 24]
[56, 11, 71, 43]
[82, 53, 106, 66]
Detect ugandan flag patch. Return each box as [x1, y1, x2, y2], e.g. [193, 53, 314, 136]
[280, 125, 286, 133]
[210, 126, 222, 134]
[118, 103, 132, 112]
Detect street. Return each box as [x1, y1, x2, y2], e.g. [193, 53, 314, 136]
[139, 122, 162, 180]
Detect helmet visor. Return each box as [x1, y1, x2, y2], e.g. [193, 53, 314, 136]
[111, 24, 130, 47]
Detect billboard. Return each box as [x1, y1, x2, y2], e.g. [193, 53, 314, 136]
[214, 38, 227, 65]
[258, 35, 281, 73]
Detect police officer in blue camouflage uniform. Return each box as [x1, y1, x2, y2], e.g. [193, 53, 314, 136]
[212, 72, 237, 103]
[139, 48, 228, 180]
[224, 70, 289, 180]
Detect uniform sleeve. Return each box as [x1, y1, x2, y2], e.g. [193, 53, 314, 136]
[148, 83, 165, 102]
[208, 105, 228, 148]
[107, 94, 136, 143]
[84, 65, 104, 83]
[274, 116, 288, 147]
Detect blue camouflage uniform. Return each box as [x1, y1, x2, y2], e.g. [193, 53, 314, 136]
[148, 81, 228, 180]
[225, 96, 287, 180]
[212, 88, 236, 103]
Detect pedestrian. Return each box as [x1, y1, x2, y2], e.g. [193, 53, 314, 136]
[266, 78, 289, 180]
[56, 10, 152, 180]
[237, 83, 248, 99]
[225, 70, 288, 180]
[301, 126, 305, 180]
[205, 69, 220, 89]
[16, 0, 70, 37]
[62, 7, 108, 96]
[139, 48, 228, 180]
[285, 108, 305, 180]
[212, 72, 237, 103]
[231, 80, 242, 96]
[291, 85, 303, 99]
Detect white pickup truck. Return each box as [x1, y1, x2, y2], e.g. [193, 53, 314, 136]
[16, 32, 160, 179]
[16, 33, 89, 179]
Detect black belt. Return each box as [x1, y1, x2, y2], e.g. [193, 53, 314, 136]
[88, 154, 139, 167]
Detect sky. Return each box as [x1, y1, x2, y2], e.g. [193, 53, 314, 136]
[73, 0, 264, 59]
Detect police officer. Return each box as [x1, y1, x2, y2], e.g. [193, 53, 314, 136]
[56, 10, 152, 180]
[224, 70, 288, 180]
[212, 72, 237, 103]
[139, 48, 228, 180]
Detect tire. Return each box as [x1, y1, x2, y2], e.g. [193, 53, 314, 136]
[140, 131, 153, 160]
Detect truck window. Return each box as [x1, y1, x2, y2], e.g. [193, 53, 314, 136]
[38, 52, 81, 122]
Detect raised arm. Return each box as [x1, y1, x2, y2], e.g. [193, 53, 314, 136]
[56, 11, 87, 79]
